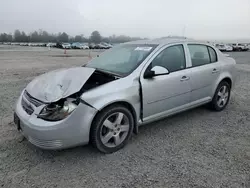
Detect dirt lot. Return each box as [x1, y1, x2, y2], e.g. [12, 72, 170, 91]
[0, 46, 250, 188]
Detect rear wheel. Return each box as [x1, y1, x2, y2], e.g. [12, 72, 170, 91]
[90, 105, 134, 153]
[210, 81, 231, 111]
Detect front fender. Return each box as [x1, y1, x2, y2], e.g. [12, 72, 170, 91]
[80, 77, 141, 123]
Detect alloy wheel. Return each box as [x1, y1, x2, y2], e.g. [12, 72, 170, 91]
[100, 112, 130, 148]
[217, 85, 229, 108]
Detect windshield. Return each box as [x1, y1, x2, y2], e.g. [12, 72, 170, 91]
[86, 44, 157, 76]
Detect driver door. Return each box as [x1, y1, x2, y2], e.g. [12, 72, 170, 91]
[140, 44, 191, 121]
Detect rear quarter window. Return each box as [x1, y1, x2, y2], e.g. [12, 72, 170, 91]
[208, 46, 217, 63]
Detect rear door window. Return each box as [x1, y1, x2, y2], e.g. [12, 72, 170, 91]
[188, 44, 210, 67]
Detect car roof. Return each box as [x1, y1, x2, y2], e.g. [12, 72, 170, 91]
[125, 37, 195, 46]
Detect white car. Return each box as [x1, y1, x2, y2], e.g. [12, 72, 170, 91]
[62, 43, 71, 49]
[224, 44, 233, 52]
[231, 43, 249, 51]
[215, 44, 233, 52]
[71, 43, 89, 49]
[46, 43, 55, 47]
[80, 44, 89, 49]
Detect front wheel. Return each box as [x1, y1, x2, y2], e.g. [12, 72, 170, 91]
[210, 81, 231, 111]
[90, 105, 134, 153]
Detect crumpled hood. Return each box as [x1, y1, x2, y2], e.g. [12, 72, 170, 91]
[26, 67, 95, 103]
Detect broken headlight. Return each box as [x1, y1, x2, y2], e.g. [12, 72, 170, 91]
[38, 99, 78, 121]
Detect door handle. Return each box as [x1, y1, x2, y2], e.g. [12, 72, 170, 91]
[212, 68, 219, 73]
[180, 76, 190, 81]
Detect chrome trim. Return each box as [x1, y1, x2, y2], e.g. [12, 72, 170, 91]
[23, 90, 44, 107]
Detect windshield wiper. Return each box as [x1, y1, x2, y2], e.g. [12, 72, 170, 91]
[83, 64, 123, 78]
[95, 68, 122, 78]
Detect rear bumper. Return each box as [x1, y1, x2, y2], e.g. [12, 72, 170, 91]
[14, 93, 98, 149]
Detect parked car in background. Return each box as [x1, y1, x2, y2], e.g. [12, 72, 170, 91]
[215, 44, 233, 52]
[247, 44, 250, 50]
[62, 43, 71, 49]
[3, 42, 11, 45]
[96, 43, 107, 49]
[55, 42, 63, 49]
[28, 43, 35, 47]
[14, 37, 236, 153]
[71, 42, 81, 49]
[71, 42, 89, 49]
[88, 43, 113, 49]
[100, 42, 113, 49]
[39, 43, 47, 47]
[20, 43, 29, 46]
[81, 44, 90, 49]
[107, 43, 113, 48]
[46, 43, 56, 47]
[231, 43, 249, 51]
[89, 43, 96, 49]
[225, 44, 233, 52]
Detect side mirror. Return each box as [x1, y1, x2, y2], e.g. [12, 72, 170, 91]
[151, 66, 169, 75]
[144, 66, 169, 79]
[144, 70, 155, 79]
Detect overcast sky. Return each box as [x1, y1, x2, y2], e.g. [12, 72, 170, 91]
[0, 0, 250, 40]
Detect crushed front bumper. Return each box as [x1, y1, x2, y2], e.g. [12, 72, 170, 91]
[14, 92, 98, 149]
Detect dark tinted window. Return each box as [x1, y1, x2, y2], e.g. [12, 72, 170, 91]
[208, 47, 217, 63]
[188, 44, 210, 67]
[151, 45, 186, 72]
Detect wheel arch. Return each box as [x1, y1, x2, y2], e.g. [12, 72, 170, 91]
[213, 75, 233, 96]
[220, 77, 232, 88]
[90, 101, 139, 138]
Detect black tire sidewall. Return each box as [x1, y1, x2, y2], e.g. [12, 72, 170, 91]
[91, 105, 134, 153]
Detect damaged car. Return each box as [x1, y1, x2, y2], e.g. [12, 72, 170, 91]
[14, 37, 236, 153]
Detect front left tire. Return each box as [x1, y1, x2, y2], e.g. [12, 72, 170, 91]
[90, 104, 134, 153]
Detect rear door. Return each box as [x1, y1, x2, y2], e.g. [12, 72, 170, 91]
[187, 44, 221, 102]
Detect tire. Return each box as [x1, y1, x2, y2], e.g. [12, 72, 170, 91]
[90, 104, 134, 153]
[209, 81, 231, 111]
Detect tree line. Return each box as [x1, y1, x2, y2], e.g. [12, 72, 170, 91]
[0, 29, 145, 44]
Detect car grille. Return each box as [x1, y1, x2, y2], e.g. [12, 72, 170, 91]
[21, 90, 44, 115]
[23, 90, 44, 107]
[21, 98, 34, 115]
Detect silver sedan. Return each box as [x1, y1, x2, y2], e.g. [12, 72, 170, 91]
[14, 37, 236, 153]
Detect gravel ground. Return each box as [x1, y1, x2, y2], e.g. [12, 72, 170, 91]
[0, 46, 249, 188]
